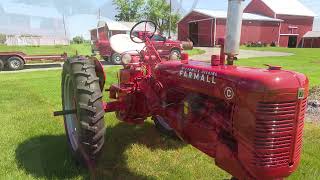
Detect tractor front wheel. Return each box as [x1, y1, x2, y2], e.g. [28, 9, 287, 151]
[111, 53, 122, 65]
[62, 57, 105, 167]
[153, 115, 177, 138]
[169, 49, 181, 60]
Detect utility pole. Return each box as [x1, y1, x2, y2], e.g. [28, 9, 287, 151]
[169, 0, 172, 38]
[62, 14, 67, 38]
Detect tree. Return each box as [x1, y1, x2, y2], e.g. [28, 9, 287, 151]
[72, 36, 85, 44]
[144, 0, 181, 35]
[113, 0, 144, 21]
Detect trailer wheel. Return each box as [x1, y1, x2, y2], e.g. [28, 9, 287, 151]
[169, 49, 181, 60]
[7, 56, 24, 70]
[0, 59, 4, 71]
[62, 57, 105, 167]
[153, 115, 177, 138]
[111, 53, 122, 65]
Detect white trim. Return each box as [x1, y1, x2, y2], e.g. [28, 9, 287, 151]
[280, 34, 299, 36]
[188, 18, 214, 23]
[214, 18, 217, 46]
[277, 22, 282, 45]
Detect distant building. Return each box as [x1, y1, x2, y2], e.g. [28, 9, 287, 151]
[178, 0, 316, 48]
[302, 31, 320, 48]
[0, 2, 69, 45]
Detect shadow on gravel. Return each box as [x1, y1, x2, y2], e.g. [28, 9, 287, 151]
[16, 121, 185, 179]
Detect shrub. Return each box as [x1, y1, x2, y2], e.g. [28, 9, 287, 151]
[270, 41, 277, 47]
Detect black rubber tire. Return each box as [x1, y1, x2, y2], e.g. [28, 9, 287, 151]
[111, 53, 122, 65]
[7, 56, 24, 71]
[169, 49, 181, 60]
[153, 115, 178, 138]
[102, 56, 110, 62]
[62, 57, 105, 167]
[0, 59, 4, 71]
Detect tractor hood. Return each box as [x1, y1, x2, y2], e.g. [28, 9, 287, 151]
[154, 60, 308, 100]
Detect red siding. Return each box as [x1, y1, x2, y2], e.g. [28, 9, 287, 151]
[241, 21, 280, 44]
[198, 19, 214, 46]
[244, 0, 275, 18]
[303, 38, 320, 48]
[279, 35, 289, 47]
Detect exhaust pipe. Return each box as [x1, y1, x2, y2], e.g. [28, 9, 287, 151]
[224, 0, 244, 65]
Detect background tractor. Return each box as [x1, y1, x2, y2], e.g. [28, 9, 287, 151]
[55, 0, 309, 179]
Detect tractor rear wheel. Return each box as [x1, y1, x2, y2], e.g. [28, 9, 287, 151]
[7, 56, 24, 70]
[153, 115, 177, 138]
[0, 59, 4, 71]
[62, 57, 105, 167]
[111, 53, 122, 65]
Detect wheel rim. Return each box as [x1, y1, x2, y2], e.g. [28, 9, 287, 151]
[114, 55, 121, 64]
[63, 75, 79, 151]
[156, 115, 173, 130]
[10, 59, 21, 69]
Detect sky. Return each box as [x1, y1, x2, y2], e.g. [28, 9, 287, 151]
[0, 0, 319, 16]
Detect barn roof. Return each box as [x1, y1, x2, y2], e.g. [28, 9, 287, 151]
[303, 31, 320, 38]
[187, 9, 283, 22]
[259, 0, 316, 17]
[1, 2, 61, 19]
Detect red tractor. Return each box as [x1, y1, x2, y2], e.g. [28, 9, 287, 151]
[55, 1, 308, 179]
[90, 24, 189, 64]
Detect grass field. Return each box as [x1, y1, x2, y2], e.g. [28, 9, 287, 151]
[0, 44, 92, 56]
[0, 65, 319, 179]
[238, 47, 320, 87]
[0, 44, 205, 58]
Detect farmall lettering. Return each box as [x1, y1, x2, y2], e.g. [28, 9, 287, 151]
[179, 67, 217, 84]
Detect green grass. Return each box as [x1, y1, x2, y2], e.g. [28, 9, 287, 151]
[0, 44, 92, 56]
[184, 48, 206, 56]
[0, 68, 319, 179]
[238, 47, 320, 87]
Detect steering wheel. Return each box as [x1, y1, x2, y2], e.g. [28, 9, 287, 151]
[130, 21, 157, 43]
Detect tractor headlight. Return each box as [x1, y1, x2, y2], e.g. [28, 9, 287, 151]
[121, 53, 132, 64]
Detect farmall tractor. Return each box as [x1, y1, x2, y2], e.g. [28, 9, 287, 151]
[54, 0, 309, 179]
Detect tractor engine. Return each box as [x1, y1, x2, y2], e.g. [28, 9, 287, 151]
[152, 61, 308, 179]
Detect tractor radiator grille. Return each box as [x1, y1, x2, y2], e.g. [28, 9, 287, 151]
[253, 101, 297, 168]
[293, 98, 307, 161]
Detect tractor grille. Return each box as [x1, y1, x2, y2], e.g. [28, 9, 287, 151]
[253, 101, 297, 168]
[293, 98, 307, 161]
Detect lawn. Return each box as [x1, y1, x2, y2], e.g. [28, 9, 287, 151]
[238, 47, 320, 87]
[0, 66, 319, 179]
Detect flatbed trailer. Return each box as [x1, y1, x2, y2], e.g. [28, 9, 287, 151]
[0, 52, 67, 71]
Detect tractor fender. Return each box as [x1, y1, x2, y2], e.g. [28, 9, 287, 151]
[92, 57, 106, 91]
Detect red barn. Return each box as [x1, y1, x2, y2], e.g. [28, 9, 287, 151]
[244, 0, 315, 47]
[178, 9, 282, 47]
[178, 0, 316, 48]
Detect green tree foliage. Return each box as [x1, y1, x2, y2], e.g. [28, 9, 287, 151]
[113, 0, 144, 21]
[72, 36, 85, 44]
[144, 0, 181, 34]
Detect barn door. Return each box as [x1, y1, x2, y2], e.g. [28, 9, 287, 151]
[288, 36, 297, 48]
[189, 22, 199, 46]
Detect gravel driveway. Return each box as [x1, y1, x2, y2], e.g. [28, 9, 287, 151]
[191, 47, 293, 61]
